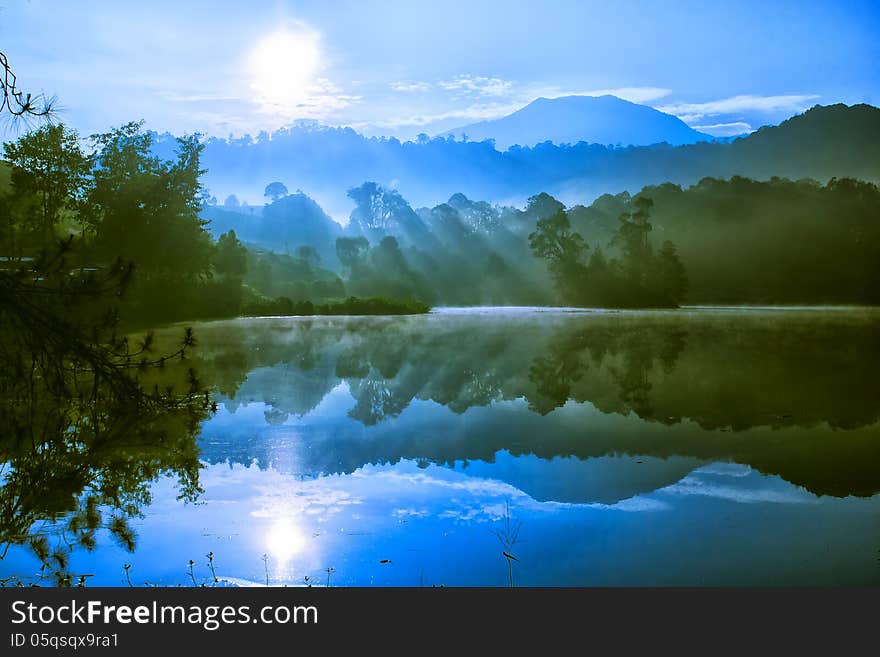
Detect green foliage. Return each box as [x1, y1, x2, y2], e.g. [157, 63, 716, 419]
[214, 230, 248, 280]
[2, 124, 90, 249]
[568, 176, 880, 304]
[612, 196, 653, 279]
[0, 119, 222, 582]
[336, 236, 370, 273]
[528, 194, 686, 307]
[245, 248, 344, 304]
[0, 236, 210, 584]
[655, 241, 688, 304]
[527, 209, 588, 301]
[335, 235, 435, 303]
[88, 122, 214, 284]
[295, 245, 321, 267]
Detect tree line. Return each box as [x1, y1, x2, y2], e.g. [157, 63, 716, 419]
[211, 174, 879, 308]
[528, 195, 687, 307]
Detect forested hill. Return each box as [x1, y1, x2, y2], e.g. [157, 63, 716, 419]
[202, 176, 880, 307]
[165, 103, 880, 210]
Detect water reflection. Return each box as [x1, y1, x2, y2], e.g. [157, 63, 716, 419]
[189, 309, 880, 497]
[2, 308, 879, 585]
[0, 318, 209, 585]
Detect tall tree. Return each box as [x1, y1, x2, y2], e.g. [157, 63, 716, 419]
[335, 236, 370, 274]
[87, 122, 214, 283]
[264, 181, 288, 202]
[215, 230, 248, 281]
[655, 240, 688, 304]
[3, 124, 90, 245]
[0, 59, 213, 582]
[528, 208, 588, 303]
[295, 244, 321, 267]
[612, 195, 654, 286]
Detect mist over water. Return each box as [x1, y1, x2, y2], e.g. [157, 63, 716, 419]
[3, 307, 878, 586]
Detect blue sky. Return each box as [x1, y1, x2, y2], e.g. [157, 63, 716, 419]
[2, 0, 878, 139]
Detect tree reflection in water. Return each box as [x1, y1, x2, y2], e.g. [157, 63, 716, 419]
[0, 247, 211, 585]
[188, 311, 880, 498]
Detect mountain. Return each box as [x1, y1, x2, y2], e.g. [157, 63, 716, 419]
[718, 103, 880, 177]
[441, 95, 713, 149]
[183, 103, 880, 212]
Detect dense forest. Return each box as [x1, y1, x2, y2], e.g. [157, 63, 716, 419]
[1, 100, 878, 318]
[4, 118, 878, 317]
[0, 123, 428, 323]
[203, 175, 880, 307]
[568, 177, 880, 304]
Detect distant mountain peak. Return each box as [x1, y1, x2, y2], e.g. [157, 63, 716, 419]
[441, 94, 712, 150]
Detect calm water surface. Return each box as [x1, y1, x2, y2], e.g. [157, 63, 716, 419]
[3, 307, 879, 586]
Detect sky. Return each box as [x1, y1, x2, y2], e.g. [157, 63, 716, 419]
[2, 0, 878, 140]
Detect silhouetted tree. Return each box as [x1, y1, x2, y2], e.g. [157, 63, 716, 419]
[336, 236, 369, 273]
[215, 230, 248, 280]
[0, 63, 213, 580]
[295, 244, 321, 266]
[264, 181, 288, 202]
[612, 195, 654, 288]
[528, 208, 587, 303]
[88, 122, 214, 286]
[3, 124, 90, 245]
[655, 240, 688, 305]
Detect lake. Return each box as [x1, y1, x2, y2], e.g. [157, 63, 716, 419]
[2, 307, 879, 586]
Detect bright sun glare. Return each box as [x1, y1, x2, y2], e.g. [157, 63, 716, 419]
[250, 28, 321, 108]
[265, 519, 307, 564]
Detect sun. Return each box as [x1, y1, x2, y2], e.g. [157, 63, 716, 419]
[249, 27, 321, 109]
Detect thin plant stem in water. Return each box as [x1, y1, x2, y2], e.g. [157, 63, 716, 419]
[491, 500, 522, 587]
[207, 552, 218, 585]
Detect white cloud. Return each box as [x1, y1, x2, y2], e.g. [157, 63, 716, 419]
[566, 86, 672, 103]
[657, 94, 820, 122]
[364, 79, 817, 142]
[253, 77, 362, 121]
[692, 121, 754, 137]
[693, 463, 752, 477]
[369, 100, 529, 130]
[156, 91, 244, 103]
[657, 465, 817, 505]
[662, 481, 815, 504]
[593, 497, 671, 512]
[438, 75, 515, 97]
[390, 81, 433, 93]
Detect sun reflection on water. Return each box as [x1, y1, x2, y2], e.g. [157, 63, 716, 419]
[265, 518, 308, 565]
